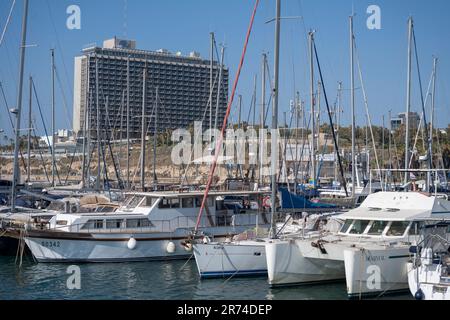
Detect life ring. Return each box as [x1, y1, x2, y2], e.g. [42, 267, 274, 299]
[263, 196, 271, 208]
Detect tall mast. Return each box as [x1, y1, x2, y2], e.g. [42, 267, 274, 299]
[350, 15, 355, 198]
[11, 0, 29, 212]
[51, 48, 56, 187]
[404, 17, 413, 184]
[335, 81, 342, 182]
[260, 53, 266, 185]
[27, 75, 32, 183]
[126, 57, 130, 189]
[95, 58, 101, 191]
[317, 81, 321, 155]
[214, 46, 225, 132]
[81, 56, 90, 189]
[429, 57, 437, 190]
[153, 87, 159, 190]
[140, 67, 147, 190]
[209, 32, 215, 143]
[270, 0, 281, 239]
[308, 31, 316, 188]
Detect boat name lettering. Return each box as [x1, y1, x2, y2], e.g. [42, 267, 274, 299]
[41, 241, 61, 248]
[366, 255, 385, 262]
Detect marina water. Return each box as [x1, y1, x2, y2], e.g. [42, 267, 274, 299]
[0, 256, 410, 300]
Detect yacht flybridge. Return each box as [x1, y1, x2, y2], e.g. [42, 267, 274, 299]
[265, 191, 450, 298]
[11, 190, 270, 262]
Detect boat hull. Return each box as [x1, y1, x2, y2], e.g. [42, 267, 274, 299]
[266, 239, 345, 286]
[193, 241, 267, 278]
[23, 226, 255, 263]
[344, 247, 411, 298]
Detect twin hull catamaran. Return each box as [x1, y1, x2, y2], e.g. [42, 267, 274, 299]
[19, 191, 270, 262]
[265, 191, 450, 298]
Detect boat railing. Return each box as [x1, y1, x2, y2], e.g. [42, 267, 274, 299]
[46, 212, 267, 234]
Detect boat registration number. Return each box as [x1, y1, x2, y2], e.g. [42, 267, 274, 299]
[41, 241, 61, 248]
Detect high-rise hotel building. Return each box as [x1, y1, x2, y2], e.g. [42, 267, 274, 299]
[73, 37, 228, 138]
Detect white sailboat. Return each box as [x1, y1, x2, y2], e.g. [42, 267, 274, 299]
[407, 221, 450, 300]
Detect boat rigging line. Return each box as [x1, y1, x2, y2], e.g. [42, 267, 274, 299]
[194, 0, 260, 235]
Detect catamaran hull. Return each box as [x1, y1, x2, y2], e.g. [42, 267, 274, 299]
[344, 247, 411, 298]
[193, 242, 267, 278]
[266, 240, 345, 286]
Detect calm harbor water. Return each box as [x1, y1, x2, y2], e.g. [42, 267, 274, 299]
[0, 256, 411, 300]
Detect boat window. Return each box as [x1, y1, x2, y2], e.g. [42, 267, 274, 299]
[409, 222, 420, 235]
[140, 197, 156, 207]
[194, 197, 214, 208]
[181, 197, 194, 208]
[340, 220, 353, 234]
[386, 221, 410, 237]
[367, 221, 388, 235]
[158, 198, 171, 209]
[126, 218, 151, 228]
[125, 196, 144, 209]
[170, 198, 180, 208]
[106, 219, 123, 229]
[81, 219, 104, 230]
[56, 220, 68, 226]
[349, 220, 370, 235]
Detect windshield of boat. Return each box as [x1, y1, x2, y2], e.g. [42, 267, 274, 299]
[339, 219, 353, 234]
[367, 220, 389, 235]
[385, 221, 410, 237]
[123, 196, 145, 209]
[348, 220, 370, 235]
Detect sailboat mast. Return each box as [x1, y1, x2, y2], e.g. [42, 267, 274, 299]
[51, 48, 56, 187]
[140, 67, 147, 190]
[153, 87, 159, 190]
[429, 57, 437, 190]
[350, 15, 355, 198]
[95, 58, 101, 190]
[336, 81, 342, 182]
[27, 75, 32, 183]
[11, 0, 29, 212]
[209, 32, 215, 143]
[214, 46, 225, 132]
[270, 0, 281, 239]
[126, 57, 130, 189]
[260, 53, 266, 185]
[309, 31, 316, 188]
[404, 17, 413, 184]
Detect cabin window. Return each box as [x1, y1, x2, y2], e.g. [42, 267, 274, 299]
[126, 218, 151, 228]
[367, 221, 388, 235]
[349, 220, 370, 235]
[126, 196, 144, 209]
[340, 220, 353, 234]
[159, 198, 171, 209]
[409, 222, 420, 235]
[106, 219, 123, 229]
[386, 221, 409, 237]
[81, 219, 104, 230]
[181, 197, 194, 208]
[140, 197, 156, 207]
[170, 198, 180, 208]
[56, 220, 68, 226]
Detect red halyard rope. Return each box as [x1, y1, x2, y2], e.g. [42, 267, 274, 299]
[194, 0, 261, 233]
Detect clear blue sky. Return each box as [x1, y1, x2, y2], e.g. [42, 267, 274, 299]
[1, 0, 449, 139]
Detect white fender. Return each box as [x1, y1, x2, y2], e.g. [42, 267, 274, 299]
[127, 237, 137, 250]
